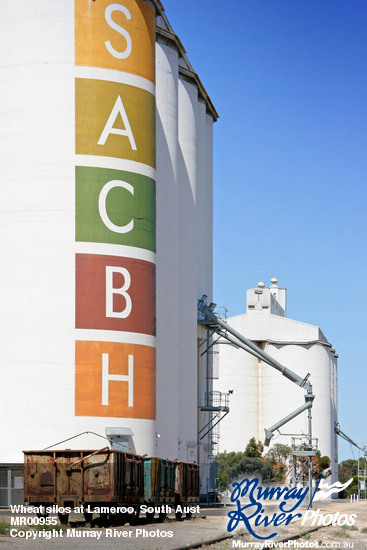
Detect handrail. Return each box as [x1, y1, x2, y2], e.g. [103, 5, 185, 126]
[69, 447, 110, 469]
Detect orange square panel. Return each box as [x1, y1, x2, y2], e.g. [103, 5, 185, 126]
[75, 340, 156, 419]
[75, 0, 155, 83]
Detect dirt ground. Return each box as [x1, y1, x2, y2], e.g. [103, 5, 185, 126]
[200, 500, 367, 550]
[0, 500, 366, 550]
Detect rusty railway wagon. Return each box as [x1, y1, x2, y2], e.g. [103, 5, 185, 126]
[23, 449, 199, 525]
[175, 462, 200, 508]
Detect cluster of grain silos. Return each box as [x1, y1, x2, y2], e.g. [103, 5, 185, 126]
[0, 1, 339, 511]
[155, 4, 217, 464]
[213, 280, 338, 482]
[0, 0, 217, 504]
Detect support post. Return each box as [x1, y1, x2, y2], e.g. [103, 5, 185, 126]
[307, 385, 313, 507]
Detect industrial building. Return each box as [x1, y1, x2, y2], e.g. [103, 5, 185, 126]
[0, 0, 217, 506]
[212, 279, 339, 482]
[0, 0, 339, 509]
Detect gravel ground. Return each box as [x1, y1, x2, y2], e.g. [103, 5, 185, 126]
[198, 500, 367, 550]
[1, 501, 366, 550]
[1, 512, 226, 550]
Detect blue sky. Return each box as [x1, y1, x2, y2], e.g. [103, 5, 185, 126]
[163, 0, 367, 462]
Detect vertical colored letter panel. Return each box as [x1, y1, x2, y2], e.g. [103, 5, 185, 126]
[76, 166, 156, 251]
[76, 254, 156, 335]
[75, 340, 156, 419]
[75, 0, 155, 82]
[75, 78, 155, 167]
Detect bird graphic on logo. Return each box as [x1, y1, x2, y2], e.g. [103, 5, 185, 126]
[310, 477, 354, 504]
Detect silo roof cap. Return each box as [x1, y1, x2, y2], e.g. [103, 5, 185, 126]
[152, 0, 219, 121]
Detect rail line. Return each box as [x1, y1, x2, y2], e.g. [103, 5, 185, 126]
[171, 523, 332, 550]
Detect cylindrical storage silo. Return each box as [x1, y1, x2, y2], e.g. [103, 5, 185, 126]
[261, 343, 310, 443]
[196, 99, 212, 299]
[204, 112, 214, 298]
[214, 284, 338, 485]
[262, 342, 336, 481]
[177, 77, 199, 459]
[155, 37, 180, 459]
[1, 0, 76, 462]
[154, 35, 216, 463]
[0, 0, 158, 461]
[1, 2, 218, 496]
[216, 344, 260, 452]
[305, 344, 333, 465]
[74, 0, 157, 456]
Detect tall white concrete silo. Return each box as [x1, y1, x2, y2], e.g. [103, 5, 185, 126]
[0, 0, 217, 486]
[214, 280, 338, 482]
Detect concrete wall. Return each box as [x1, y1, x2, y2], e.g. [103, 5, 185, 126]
[0, 1, 215, 470]
[214, 283, 338, 482]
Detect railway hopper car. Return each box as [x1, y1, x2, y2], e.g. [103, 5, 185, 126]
[175, 462, 199, 506]
[24, 449, 144, 524]
[143, 457, 176, 520]
[23, 450, 199, 525]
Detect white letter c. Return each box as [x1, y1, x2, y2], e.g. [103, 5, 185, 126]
[98, 179, 134, 234]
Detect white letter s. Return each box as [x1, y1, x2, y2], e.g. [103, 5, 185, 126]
[105, 4, 132, 60]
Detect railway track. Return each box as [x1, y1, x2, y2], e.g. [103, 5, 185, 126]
[171, 524, 332, 550]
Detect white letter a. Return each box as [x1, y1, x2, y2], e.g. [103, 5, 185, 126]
[98, 95, 137, 150]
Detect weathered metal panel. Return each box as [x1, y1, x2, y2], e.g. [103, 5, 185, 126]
[83, 449, 114, 503]
[24, 449, 145, 507]
[160, 459, 176, 502]
[143, 458, 153, 501]
[123, 453, 144, 503]
[55, 452, 84, 507]
[175, 462, 184, 503]
[186, 463, 200, 503]
[24, 450, 89, 507]
[24, 452, 55, 503]
[143, 457, 176, 504]
[175, 462, 199, 504]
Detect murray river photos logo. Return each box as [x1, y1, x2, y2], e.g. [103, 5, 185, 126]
[227, 477, 356, 540]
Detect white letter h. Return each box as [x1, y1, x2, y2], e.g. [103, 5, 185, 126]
[102, 353, 134, 407]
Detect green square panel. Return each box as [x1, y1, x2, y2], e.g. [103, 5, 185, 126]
[76, 166, 155, 252]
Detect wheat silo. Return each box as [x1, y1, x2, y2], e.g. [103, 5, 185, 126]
[0, 0, 217, 505]
[214, 280, 338, 483]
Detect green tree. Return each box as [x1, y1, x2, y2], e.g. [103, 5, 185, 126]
[215, 451, 247, 490]
[312, 453, 331, 479]
[215, 438, 272, 490]
[244, 437, 264, 459]
[265, 444, 292, 483]
[338, 459, 358, 483]
[265, 443, 292, 465]
[229, 457, 273, 483]
[343, 475, 358, 497]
